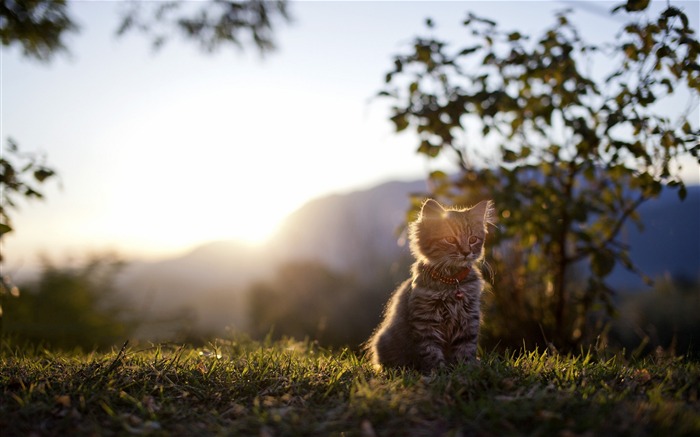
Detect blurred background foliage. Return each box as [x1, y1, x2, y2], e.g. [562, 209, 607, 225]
[608, 276, 700, 359]
[115, 0, 290, 54]
[3, 253, 697, 357]
[0, 139, 57, 256]
[0, 0, 78, 62]
[1, 256, 133, 351]
[1, 0, 290, 62]
[0, 139, 57, 313]
[247, 259, 411, 350]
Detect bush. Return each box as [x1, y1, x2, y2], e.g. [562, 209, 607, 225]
[1, 256, 133, 351]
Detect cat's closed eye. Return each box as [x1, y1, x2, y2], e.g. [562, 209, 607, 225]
[444, 236, 458, 245]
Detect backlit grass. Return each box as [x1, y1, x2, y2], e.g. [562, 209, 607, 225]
[1, 337, 699, 436]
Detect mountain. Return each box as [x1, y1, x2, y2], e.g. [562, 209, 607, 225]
[117, 180, 700, 338]
[271, 180, 426, 275]
[607, 185, 700, 289]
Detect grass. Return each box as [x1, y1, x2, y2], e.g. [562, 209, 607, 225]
[1, 337, 699, 437]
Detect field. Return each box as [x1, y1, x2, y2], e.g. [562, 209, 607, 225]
[1, 338, 699, 436]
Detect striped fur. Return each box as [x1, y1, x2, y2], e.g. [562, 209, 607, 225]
[366, 199, 494, 372]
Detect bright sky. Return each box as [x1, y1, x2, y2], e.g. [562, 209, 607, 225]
[2, 1, 699, 272]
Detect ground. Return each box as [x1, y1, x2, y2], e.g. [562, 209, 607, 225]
[1, 337, 699, 436]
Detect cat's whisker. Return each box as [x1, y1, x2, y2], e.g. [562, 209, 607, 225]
[481, 260, 495, 283]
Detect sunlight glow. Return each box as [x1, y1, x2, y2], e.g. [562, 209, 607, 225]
[89, 82, 385, 253]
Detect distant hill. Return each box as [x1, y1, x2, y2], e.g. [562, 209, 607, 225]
[116, 240, 267, 337]
[117, 180, 699, 338]
[607, 185, 700, 289]
[271, 180, 426, 275]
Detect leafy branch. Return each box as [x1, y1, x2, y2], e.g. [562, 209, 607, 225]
[382, 0, 699, 349]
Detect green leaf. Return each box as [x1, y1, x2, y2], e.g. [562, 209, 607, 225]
[682, 121, 692, 134]
[661, 132, 675, 149]
[458, 45, 480, 56]
[391, 113, 409, 132]
[575, 230, 592, 243]
[429, 170, 448, 181]
[34, 168, 55, 182]
[648, 180, 662, 197]
[623, 43, 638, 61]
[417, 140, 441, 157]
[0, 223, 12, 236]
[591, 250, 616, 277]
[503, 149, 518, 163]
[572, 203, 588, 223]
[625, 0, 650, 12]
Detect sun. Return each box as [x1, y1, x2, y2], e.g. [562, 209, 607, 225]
[104, 172, 301, 256]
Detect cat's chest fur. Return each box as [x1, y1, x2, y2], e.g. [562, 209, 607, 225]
[409, 282, 480, 346]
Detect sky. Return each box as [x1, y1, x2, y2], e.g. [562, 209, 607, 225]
[2, 0, 699, 274]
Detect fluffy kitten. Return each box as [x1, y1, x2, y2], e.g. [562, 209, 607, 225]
[366, 198, 494, 372]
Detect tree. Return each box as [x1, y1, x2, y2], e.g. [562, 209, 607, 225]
[116, 0, 291, 55]
[0, 139, 57, 312]
[1, 0, 291, 62]
[381, 0, 699, 349]
[0, 139, 56, 257]
[0, 0, 78, 61]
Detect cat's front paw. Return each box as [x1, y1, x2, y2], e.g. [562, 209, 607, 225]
[418, 344, 445, 370]
[420, 362, 446, 379]
[452, 343, 478, 363]
[419, 358, 446, 374]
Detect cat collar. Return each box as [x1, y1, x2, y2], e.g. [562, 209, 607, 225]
[423, 265, 471, 286]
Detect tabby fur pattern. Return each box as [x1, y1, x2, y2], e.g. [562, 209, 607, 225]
[366, 198, 494, 372]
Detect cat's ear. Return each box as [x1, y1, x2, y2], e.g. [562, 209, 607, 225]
[420, 199, 445, 220]
[470, 200, 495, 223]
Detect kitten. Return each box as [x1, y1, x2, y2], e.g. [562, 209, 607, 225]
[366, 198, 494, 372]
